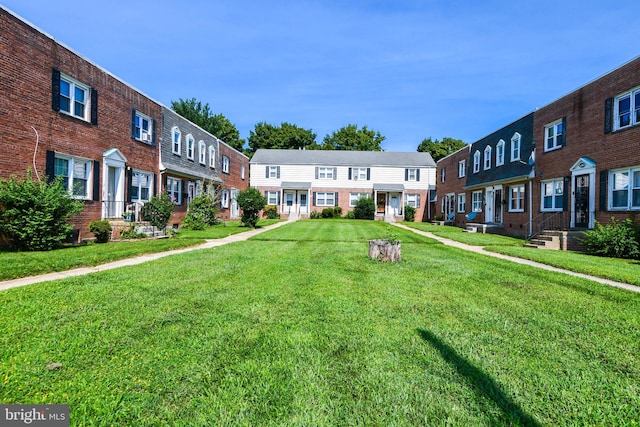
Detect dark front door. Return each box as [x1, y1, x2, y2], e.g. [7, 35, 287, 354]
[575, 174, 590, 228]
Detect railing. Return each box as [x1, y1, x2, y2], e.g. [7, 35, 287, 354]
[102, 200, 145, 222]
[524, 211, 570, 240]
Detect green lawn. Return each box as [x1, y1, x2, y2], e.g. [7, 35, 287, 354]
[401, 221, 525, 246]
[1, 220, 639, 425]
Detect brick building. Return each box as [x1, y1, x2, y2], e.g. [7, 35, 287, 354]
[217, 142, 249, 221]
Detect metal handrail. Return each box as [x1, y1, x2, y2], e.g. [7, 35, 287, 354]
[525, 211, 569, 239]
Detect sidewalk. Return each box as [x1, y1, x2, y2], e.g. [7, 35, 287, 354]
[0, 221, 291, 292]
[392, 223, 640, 295]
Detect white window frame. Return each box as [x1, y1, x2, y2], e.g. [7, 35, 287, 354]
[186, 134, 195, 160]
[198, 141, 206, 164]
[496, 140, 505, 166]
[59, 74, 89, 121]
[458, 160, 466, 178]
[483, 146, 492, 170]
[406, 193, 420, 208]
[209, 146, 216, 168]
[472, 190, 483, 212]
[509, 184, 525, 212]
[544, 120, 564, 152]
[541, 179, 564, 212]
[166, 177, 182, 205]
[54, 154, 92, 200]
[134, 111, 152, 144]
[352, 167, 367, 181]
[316, 192, 335, 207]
[266, 191, 279, 206]
[609, 166, 640, 210]
[130, 170, 153, 202]
[614, 86, 640, 131]
[349, 192, 370, 207]
[473, 150, 480, 173]
[241, 165, 246, 180]
[222, 156, 230, 174]
[406, 168, 418, 181]
[457, 193, 466, 213]
[511, 133, 521, 162]
[318, 167, 334, 179]
[172, 126, 181, 155]
[440, 167, 446, 183]
[220, 189, 229, 208]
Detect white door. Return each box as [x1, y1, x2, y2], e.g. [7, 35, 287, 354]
[284, 191, 295, 215]
[390, 195, 400, 216]
[485, 189, 494, 223]
[231, 189, 240, 218]
[298, 192, 308, 214]
[107, 166, 118, 217]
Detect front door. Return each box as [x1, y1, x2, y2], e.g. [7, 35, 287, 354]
[390, 195, 400, 216]
[377, 193, 386, 214]
[298, 192, 308, 215]
[284, 191, 295, 215]
[231, 189, 240, 218]
[485, 189, 494, 223]
[107, 166, 118, 217]
[493, 189, 503, 223]
[575, 174, 590, 228]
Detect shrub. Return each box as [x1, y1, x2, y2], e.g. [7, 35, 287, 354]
[237, 187, 267, 228]
[183, 194, 220, 230]
[322, 207, 335, 218]
[0, 172, 84, 251]
[263, 205, 280, 219]
[345, 211, 356, 219]
[142, 194, 174, 230]
[309, 211, 322, 219]
[88, 219, 112, 243]
[404, 204, 416, 222]
[333, 206, 343, 217]
[353, 196, 375, 220]
[581, 218, 640, 259]
[119, 226, 147, 240]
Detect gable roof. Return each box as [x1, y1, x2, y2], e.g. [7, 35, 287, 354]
[250, 149, 436, 167]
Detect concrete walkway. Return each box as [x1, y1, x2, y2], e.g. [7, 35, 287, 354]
[392, 223, 640, 295]
[0, 221, 291, 292]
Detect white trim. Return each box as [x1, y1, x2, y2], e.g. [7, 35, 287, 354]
[569, 157, 596, 228]
[172, 126, 181, 155]
[544, 119, 563, 152]
[496, 139, 505, 166]
[510, 132, 521, 162]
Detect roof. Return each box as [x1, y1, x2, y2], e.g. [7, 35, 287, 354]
[250, 149, 436, 168]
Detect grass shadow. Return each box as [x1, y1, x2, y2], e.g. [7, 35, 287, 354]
[417, 328, 541, 427]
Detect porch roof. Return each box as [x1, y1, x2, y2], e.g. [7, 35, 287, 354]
[373, 183, 405, 192]
[281, 181, 311, 190]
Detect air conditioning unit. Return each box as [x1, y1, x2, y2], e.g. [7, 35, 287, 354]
[141, 132, 150, 142]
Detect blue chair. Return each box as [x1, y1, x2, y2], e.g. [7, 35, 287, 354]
[465, 212, 477, 221]
[447, 211, 455, 221]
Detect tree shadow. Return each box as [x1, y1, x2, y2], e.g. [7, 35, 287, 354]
[417, 328, 541, 427]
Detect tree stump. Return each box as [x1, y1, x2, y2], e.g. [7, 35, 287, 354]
[369, 239, 402, 263]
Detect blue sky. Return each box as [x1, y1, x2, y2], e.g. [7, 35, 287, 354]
[3, 1, 638, 152]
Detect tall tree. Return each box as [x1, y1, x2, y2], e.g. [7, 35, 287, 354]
[321, 124, 385, 151]
[417, 137, 466, 161]
[171, 98, 244, 152]
[247, 122, 317, 156]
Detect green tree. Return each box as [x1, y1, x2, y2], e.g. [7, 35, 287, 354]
[247, 122, 317, 156]
[171, 98, 244, 152]
[417, 137, 466, 161]
[236, 187, 267, 228]
[321, 124, 385, 151]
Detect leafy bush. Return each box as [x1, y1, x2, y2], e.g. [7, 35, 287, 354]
[309, 211, 322, 219]
[88, 219, 112, 243]
[142, 194, 174, 230]
[182, 194, 220, 230]
[333, 206, 343, 217]
[581, 218, 640, 259]
[353, 196, 375, 220]
[119, 226, 148, 240]
[404, 204, 416, 222]
[322, 208, 335, 218]
[237, 187, 267, 228]
[263, 205, 280, 219]
[0, 173, 84, 251]
[345, 211, 356, 219]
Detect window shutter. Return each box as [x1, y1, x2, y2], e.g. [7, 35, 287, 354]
[152, 173, 157, 196]
[334, 192, 339, 206]
[315, 167, 319, 179]
[93, 161, 100, 201]
[127, 169, 133, 202]
[367, 168, 370, 180]
[264, 190, 268, 200]
[599, 170, 608, 212]
[130, 108, 137, 139]
[562, 176, 570, 212]
[312, 192, 316, 206]
[277, 166, 280, 179]
[416, 194, 421, 208]
[277, 192, 281, 205]
[333, 167, 337, 180]
[604, 97, 613, 134]
[405, 169, 408, 181]
[417, 169, 421, 181]
[560, 117, 567, 146]
[348, 168, 352, 180]
[265, 166, 269, 178]
[45, 150, 56, 182]
[523, 184, 527, 212]
[51, 68, 60, 112]
[90, 88, 98, 125]
[151, 119, 157, 146]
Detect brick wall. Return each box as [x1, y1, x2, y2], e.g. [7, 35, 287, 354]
[218, 143, 249, 220]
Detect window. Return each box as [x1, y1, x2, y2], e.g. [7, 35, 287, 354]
[405, 168, 419, 181]
[472, 191, 483, 212]
[350, 192, 370, 207]
[458, 160, 466, 178]
[267, 166, 280, 178]
[609, 167, 640, 209]
[186, 135, 195, 160]
[220, 190, 229, 208]
[484, 146, 492, 170]
[130, 171, 153, 202]
[457, 194, 466, 213]
[614, 87, 640, 130]
[133, 110, 153, 144]
[473, 150, 480, 173]
[545, 120, 564, 151]
[166, 177, 182, 205]
[351, 167, 368, 181]
[222, 156, 230, 174]
[406, 193, 421, 208]
[315, 192, 335, 206]
[541, 179, 564, 211]
[511, 133, 521, 161]
[54, 155, 92, 199]
[496, 140, 505, 166]
[509, 184, 525, 212]
[440, 168, 446, 183]
[266, 191, 279, 206]
[241, 165, 246, 180]
[172, 127, 181, 155]
[209, 146, 215, 168]
[318, 167, 334, 179]
[59, 74, 89, 120]
[199, 141, 206, 164]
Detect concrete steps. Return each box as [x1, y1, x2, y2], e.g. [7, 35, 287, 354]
[525, 230, 568, 250]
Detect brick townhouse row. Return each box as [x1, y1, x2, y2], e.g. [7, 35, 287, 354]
[0, 6, 249, 243]
[436, 56, 640, 239]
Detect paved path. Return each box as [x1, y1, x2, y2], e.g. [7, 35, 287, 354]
[0, 221, 291, 292]
[392, 223, 640, 295]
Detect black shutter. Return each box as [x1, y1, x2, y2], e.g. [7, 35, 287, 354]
[348, 168, 352, 180]
[523, 184, 527, 212]
[151, 119, 157, 146]
[315, 167, 319, 179]
[127, 168, 133, 202]
[51, 68, 60, 112]
[416, 194, 421, 208]
[604, 97, 613, 134]
[312, 192, 316, 206]
[333, 167, 337, 180]
[599, 170, 608, 212]
[90, 88, 98, 125]
[334, 192, 338, 206]
[277, 166, 280, 179]
[153, 173, 157, 196]
[367, 168, 370, 180]
[417, 169, 421, 182]
[92, 160, 100, 201]
[265, 166, 269, 178]
[405, 169, 408, 181]
[277, 192, 281, 205]
[560, 117, 567, 146]
[562, 176, 570, 212]
[45, 150, 56, 182]
[131, 108, 137, 139]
